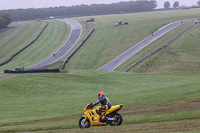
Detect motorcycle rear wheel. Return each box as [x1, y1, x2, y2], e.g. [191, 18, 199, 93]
[108, 113, 123, 126]
[79, 117, 90, 128]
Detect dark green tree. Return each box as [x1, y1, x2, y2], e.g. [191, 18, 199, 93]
[164, 1, 170, 9]
[197, 1, 200, 6]
[150, 0, 157, 9]
[1, 12, 12, 26]
[5, 1, 157, 21]
[173, 1, 179, 9]
[0, 12, 12, 28]
[0, 16, 5, 28]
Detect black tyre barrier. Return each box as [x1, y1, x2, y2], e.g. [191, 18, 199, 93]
[61, 28, 95, 70]
[4, 69, 60, 74]
[0, 21, 49, 67]
[124, 22, 200, 72]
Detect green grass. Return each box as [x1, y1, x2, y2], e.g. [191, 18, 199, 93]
[0, 21, 46, 62]
[0, 71, 200, 132]
[0, 20, 69, 71]
[0, 8, 200, 133]
[126, 22, 200, 73]
[58, 20, 94, 64]
[63, 9, 200, 71]
[1, 9, 200, 72]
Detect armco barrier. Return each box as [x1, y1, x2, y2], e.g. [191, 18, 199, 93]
[25, 60, 61, 70]
[61, 28, 95, 70]
[124, 22, 200, 72]
[4, 69, 60, 74]
[0, 21, 49, 67]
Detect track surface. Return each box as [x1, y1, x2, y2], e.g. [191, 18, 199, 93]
[98, 19, 199, 71]
[27, 18, 82, 69]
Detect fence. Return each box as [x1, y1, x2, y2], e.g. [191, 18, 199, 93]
[61, 28, 95, 70]
[124, 22, 200, 72]
[25, 60, 61, 70]
[0, 21, 49, 67]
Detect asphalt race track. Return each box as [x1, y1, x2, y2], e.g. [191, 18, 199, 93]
[27, 18, 82, 69]
[98, 18, 199, 71]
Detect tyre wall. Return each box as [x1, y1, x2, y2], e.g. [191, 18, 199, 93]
[4, 69, 60, 73]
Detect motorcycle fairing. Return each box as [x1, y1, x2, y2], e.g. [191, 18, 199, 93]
[82, 103, 123, 126]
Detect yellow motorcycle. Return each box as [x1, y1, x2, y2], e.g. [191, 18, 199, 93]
[79, 103, 123, 128]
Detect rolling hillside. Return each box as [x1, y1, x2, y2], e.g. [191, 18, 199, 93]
[0, 71, 200, 132]
[0, 20, 69, 71]
[1, 9, 200, 72]
[0, 8, 200, 133]
[120, 22, 200, 73]
[0, 21, 46, 63]
[65, 9, 200, 72]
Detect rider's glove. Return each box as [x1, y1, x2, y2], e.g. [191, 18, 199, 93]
[90, 104, 94, 109]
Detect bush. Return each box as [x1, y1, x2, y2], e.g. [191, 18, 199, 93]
[0, 12, 12, 28]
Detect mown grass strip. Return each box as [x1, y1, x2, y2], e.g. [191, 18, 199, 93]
[0, 21, 46, 62]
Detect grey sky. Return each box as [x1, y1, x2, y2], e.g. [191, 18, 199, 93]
[0, 0, 198, 10]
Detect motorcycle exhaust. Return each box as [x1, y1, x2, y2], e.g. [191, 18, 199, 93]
[107, 118, 116, 121]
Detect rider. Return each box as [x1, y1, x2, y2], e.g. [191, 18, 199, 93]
[91, 91, 112, 120]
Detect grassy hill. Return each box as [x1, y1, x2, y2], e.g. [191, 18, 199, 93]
[0, 21, 46, 63]
[65, 9, 200, 72]
[1, 9, 200, 72]
[0, 20, 69, 71]
[0, 71, 200, 132]
[120, 22, 200, 73]
[0, 9, 200, 133]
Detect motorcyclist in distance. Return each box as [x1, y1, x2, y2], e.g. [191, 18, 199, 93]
[91, 91, 112, 121]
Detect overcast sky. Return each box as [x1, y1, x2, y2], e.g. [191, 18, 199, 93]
[0, 0, 198, 10]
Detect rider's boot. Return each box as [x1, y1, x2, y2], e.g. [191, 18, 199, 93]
[101, 112, 106, 120]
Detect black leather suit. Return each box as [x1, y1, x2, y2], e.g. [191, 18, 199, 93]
[93, 95, 111, 112]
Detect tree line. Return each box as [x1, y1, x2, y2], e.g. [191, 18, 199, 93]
[0, 12, 12, 29]
[3, 1, 157, 21]
[164, 0, 200, 9]
[164, 1, 180, 9]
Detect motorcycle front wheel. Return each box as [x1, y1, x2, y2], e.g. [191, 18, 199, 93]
[78, 117, 90, 128]
[108, 113, 123, 126]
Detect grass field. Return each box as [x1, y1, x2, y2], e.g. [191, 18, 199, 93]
[0, 8, 200, 133]
[0, 21, 46, 63]
[1, 9, 200, 72]
[0, 71, 200, 132]
[65, 9, 200, 71]
[0, 20, 69, 71]
[118, 22, 200, 73]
